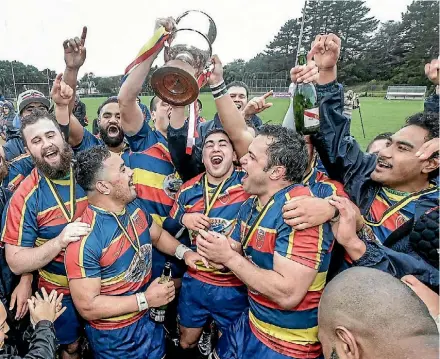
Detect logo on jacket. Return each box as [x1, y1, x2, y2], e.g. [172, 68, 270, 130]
[132, 211, 147, 231]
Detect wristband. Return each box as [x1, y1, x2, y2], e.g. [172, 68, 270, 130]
[136, 292, 149, 312]
[175, 244, 192, 260]
[210, 80, 225, 90]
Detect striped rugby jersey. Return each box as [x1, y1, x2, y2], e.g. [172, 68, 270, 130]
[65, 200, 153, 330]
[230, 184, 334, 358]
[125, 120, 167, 152]
[126, 142, 182, 227]
[3, 153, 34, 192]
[1, 168, 88, 295]
[364, 185, 438, 243]
[170, 168, 250, 286]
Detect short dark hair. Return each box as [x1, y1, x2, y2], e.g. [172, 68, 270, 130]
[202, 128, 231, 149]
[196, 98, 203, 110]
[150, 96, 161, 113]
[97, 96, 119, 117]
[404, 111, 439, 144]
[258, 125, 308, 183]
[75, 145, 111, 191]
[366, 132, 393, 152]
[20, 108, 61, 145]
[405, 111, 439, 179]
[226, 81, 250, 98]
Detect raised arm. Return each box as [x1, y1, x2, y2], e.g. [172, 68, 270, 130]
[51, 73, 73, 140]
[62, 27, 88, 146]
[119, 18, 175, 136]
[207, 56, 254, 159]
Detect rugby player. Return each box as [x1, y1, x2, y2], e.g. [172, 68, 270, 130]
[170, 129, 249, 352]
[1, 108, 90, 359]
[198, 125, 335, 359]
[65, 146, 205, 358]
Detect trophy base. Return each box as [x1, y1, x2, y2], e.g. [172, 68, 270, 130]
[150, 61, 199, 106]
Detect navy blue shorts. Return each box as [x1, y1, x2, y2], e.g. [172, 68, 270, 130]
[178, 273, 248, 332]
[54, 295, 82, 345]
[214, 311, 324, 359]
[85, 313, 165, 359]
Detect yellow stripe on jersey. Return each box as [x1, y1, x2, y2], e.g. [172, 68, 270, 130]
[39, 269, 68, 287]
[37, 196, 88, 217]
[151, 213, 166, 226]
[17, 186, 38, 246]
[249, 311, 319, 344]
[309, 271, 327, 292]
[314, 225, 324, 270]
[101, 271, 127, 285]
[133, 168, 166, 190]
[79, 212, 97, 278]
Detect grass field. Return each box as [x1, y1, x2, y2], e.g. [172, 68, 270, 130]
[82, 94, 424, 150]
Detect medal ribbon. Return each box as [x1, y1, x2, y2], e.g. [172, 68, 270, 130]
[121, 27, 170, 84]
[364, 186, 437, 227]
[110, 211, 142, 255]
[241, 197, 275, 249]
[46, 165, 76, 223]
[202, 174, 227, 216]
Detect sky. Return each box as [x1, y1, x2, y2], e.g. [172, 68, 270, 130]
[0, 0, 414, 77]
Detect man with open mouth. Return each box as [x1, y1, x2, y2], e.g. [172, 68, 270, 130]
[169, 128, 250, 356]
[1, 108, 90, 359]
[66, 145, 204, 359]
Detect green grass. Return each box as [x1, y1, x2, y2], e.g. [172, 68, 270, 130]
[82, 95, 424, 150]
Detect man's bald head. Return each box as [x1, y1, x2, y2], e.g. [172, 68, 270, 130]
[318, 267, 438, 359]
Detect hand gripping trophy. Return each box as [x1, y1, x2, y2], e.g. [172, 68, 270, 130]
[150, 10, 217, 106]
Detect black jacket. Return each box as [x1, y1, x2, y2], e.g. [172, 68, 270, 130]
[168, 113, 262, 182]
[312, 81, 439, 289]
[0, 321, 56, 359]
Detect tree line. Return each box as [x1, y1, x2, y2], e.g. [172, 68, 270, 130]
[0, 0, 438, 98]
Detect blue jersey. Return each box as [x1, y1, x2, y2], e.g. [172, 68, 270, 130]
[66, 200, 154, 330]
[1, 168, 88, 294]
[171, 169, 250, 286]
[230, 185, 334, 358]
[126, 120, 167, 152]
[3, 154, 34, 192]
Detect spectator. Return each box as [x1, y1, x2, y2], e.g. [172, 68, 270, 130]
[0, 288, 65, 359]
[366, 132, 393, 155]
[195, 98, 205, 126]
[137, 96, 151, 122]
[73, 94, 87, 127]
[318, 267, 439, 359]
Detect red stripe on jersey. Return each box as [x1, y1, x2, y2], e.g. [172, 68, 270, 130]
[249, 289, 323, 311]
[135, 185, 174, 207]
[370, 197, 404, 232]
[142, 143, 172, 162]
[38, 277, 70, 296]
[90, 311, 146, 331]
[101, 273, 151, 296]
[188, 269, 243, 287]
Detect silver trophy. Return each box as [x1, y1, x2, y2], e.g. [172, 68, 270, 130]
[150, 10, 217, 106]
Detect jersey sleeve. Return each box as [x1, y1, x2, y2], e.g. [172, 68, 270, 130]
[312, 175, 348, 199]
[275, 220, 332, 270]
[65, 232, 102, 279]
[4, 156, 34, 192]
[1, 182, 38, 248]
[126, 120, 156, 152]
[72, 128, 102, 154]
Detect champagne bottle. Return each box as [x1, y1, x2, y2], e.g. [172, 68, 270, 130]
[293, 47, 319, 135]
[149, 262, 172, 323]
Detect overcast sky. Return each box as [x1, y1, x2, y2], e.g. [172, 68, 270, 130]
[1, 0, 414, 77]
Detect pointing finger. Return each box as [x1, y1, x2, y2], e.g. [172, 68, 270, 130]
[263, 90, 273, 99]
[80, 26, 88, 45]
